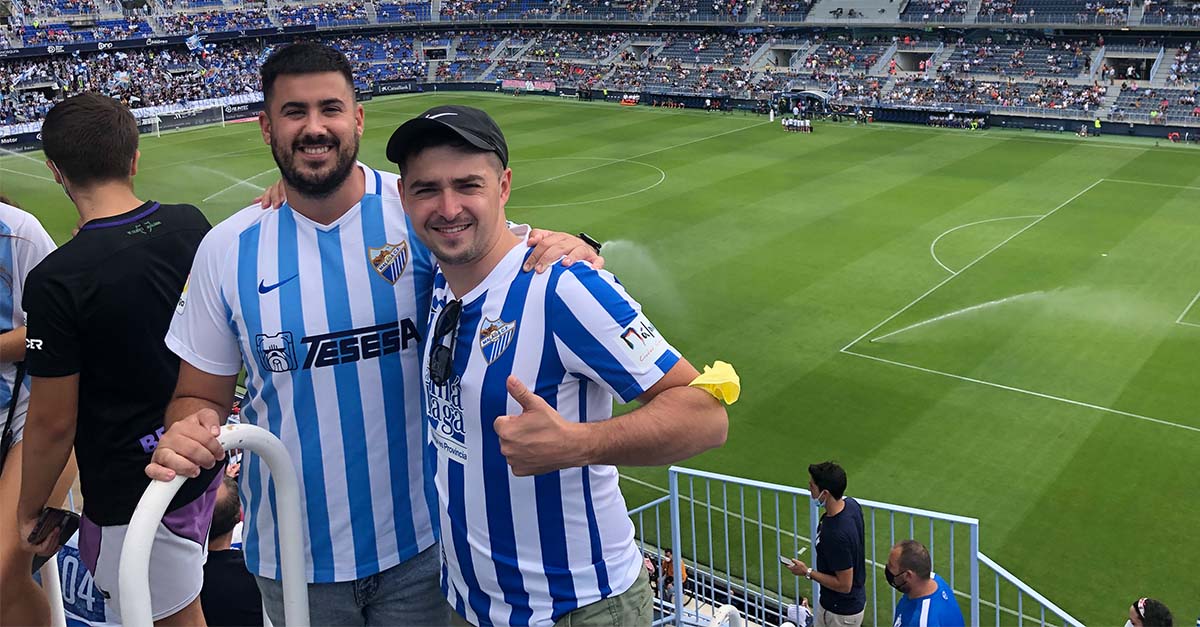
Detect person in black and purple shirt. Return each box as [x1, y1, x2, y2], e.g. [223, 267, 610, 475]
[17, 92, 220, 626]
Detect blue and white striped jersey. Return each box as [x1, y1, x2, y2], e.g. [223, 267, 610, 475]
[424, 234, 681, 626]
[0, 202, 55, 432]
[166, 164, 437, 583]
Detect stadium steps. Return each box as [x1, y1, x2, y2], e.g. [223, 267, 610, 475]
[870, 41, 898, 73]
[598, 37, 634, 65]
[745, 40, 774, 69]
[365, 0, 378, 22]
[1148, 48, 1179, 87]
[926, 42, 955, 75]
[1127, 0, 1144, 23]
[964, 0, 982, 20]
[1099, 83, 1121, 110]
[744, 0, 768, 21]
[488, 35, 511, 60]
[640, 0, 664, 19]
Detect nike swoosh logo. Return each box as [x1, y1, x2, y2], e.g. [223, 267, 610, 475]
[258, 274, 298, 294]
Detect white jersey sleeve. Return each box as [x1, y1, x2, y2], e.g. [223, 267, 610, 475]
[550, 263, 681, 404]
[165, 219, 244, 376]
[13, 209, 56, 325]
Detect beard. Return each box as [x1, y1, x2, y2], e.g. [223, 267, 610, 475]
[271, 131, 360, 199]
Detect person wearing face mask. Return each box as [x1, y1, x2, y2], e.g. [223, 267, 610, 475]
[887, 540, 963, 627]
[785, 461, 866, 627]
[1128, 597, 1174, 627]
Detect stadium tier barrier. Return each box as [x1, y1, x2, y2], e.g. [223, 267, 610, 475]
[630, 466, 1086, 627]
[117, 423, 310, 627]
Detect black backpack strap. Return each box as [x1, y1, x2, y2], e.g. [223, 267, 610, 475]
[0, 361, 28, 471]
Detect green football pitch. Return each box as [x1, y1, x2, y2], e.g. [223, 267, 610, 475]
[3, 92, 1198, 624]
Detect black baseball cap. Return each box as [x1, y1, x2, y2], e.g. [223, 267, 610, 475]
[386, 105, 509, 169]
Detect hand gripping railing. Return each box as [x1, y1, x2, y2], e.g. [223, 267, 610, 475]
[119, 423, 309, 626]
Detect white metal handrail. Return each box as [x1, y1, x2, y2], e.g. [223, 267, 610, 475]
[41, 555, 66, 627]
[708, 605, 745, 627]
[979, 553, 1085, 627]
[119, 423, 309, 626]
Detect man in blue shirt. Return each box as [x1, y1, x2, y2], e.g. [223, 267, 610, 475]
[888, 540, 964, 627]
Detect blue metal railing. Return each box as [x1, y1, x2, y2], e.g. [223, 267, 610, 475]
[628, 467, 1082, 627]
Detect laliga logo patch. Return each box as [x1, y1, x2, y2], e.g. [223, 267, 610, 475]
[479, 317, 517, 364]
[175, 275, 190, 315]
[368, 241, 409, 285]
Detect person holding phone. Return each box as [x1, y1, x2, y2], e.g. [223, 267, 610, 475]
[0, 197, 78, 626]
[18, 93, 221, 626]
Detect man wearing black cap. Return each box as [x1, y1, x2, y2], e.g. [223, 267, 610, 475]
[388, 105, 731, 627]
[146, 43, 602, 626]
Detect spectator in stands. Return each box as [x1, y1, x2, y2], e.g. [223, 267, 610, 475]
[785, 461, 866, 627]
[887, 540, 964, 627]
[1129, 598, 1174, 627]
[145, 43, 600, 627]
[17, 92, 218, 626]
[385, 104, 731, 625]
[200, 470, 263, 627]
[785, 597, 815, 627]
[0, 197, 77, 627]
[661, 547, 689, 602]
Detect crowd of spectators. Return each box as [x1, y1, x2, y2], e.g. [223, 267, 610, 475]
[157, 9, 272, 34]
[1164, 42, 1199, 85]
[940, 35, 1093, 78]
[759, 0, 815, 19]
[525, 30, 625, 61]
[276, 1, 367, 26]
[1143, 0, 1200, 24]
[555, 0, 649, 20]
[885, 74, 1105, 110]
[3, 27, 1200, 131]
[0, 43, 261, 125]
[900, 0, 969, 21]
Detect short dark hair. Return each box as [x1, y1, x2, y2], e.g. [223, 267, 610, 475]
[397, 126, 502, 178]
[895, 540, 932, 580]
[1139, 598, 1173, 627]
[260, 42, 355, 106]
[808, 461, 847, 500]
[209, 476, 241, 541]
[41, 93, 138, 186]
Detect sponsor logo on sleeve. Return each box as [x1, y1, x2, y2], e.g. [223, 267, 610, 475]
[618, 313, 663, 363]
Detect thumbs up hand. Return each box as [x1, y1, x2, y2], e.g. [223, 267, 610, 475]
[494, 376, 590, 476]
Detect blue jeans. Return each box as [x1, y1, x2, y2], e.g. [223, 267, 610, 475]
[256, 543, 448, 626]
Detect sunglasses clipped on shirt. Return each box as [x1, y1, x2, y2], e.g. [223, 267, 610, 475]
[429, 299, 462, 386]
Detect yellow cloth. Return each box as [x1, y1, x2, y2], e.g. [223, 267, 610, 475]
[688, 361, 740, 405]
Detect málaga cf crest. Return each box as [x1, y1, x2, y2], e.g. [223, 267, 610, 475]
[479, 317, 517, 364]
[369, 241, 409, 285]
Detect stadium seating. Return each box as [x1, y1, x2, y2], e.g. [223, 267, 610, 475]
[375, 1, 433, 22]
[976, 0, 1128, 23]
[758, 0, 816, 22]
[276, 1, 367, 27]
[21, 17, 151, 45]
[899, 0, 968, 21]
[1142, 0, 1200, 24]
[158, 9, 272, 34]
[2, 6, 1200, 134]
[556, 0, 649, 21]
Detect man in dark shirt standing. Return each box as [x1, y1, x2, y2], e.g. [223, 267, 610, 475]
[201, 471, 264, 627]
[17, 92, 220, 625]
[786, 461, 866, 627]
